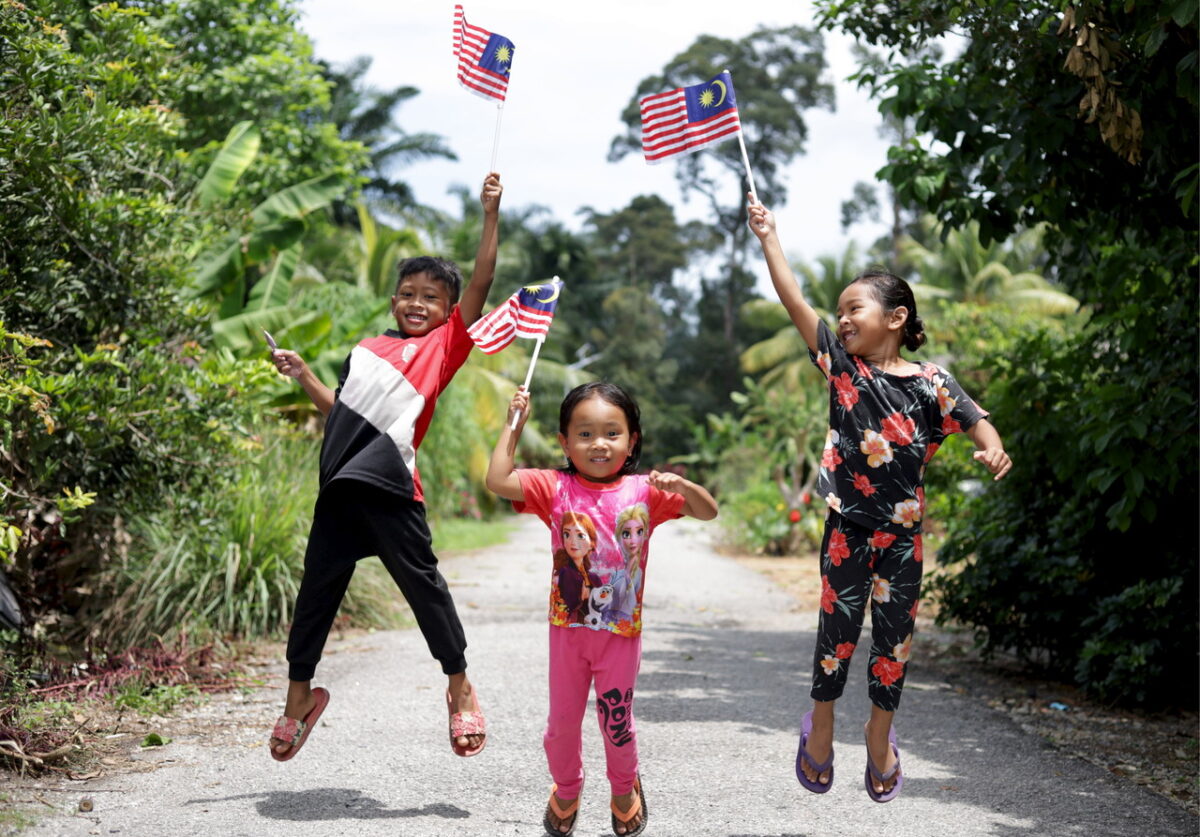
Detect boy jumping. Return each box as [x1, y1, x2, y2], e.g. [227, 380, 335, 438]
[267, 172, 503, 761]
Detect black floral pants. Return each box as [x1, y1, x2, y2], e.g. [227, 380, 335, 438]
[810, 510, 923, 712]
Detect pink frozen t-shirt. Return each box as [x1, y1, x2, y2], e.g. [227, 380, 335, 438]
[514, 470, 685, 637]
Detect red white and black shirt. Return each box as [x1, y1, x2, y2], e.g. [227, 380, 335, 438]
[809, 320, 988, 535]
[318, 307, 473, 503]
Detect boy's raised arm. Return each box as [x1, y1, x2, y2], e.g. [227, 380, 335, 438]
[459, 172, 503, 325]
[485, 387, 526, 502]
[747, 196, 821, 354]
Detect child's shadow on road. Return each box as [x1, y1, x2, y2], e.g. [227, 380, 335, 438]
[186, 787, 470, 822]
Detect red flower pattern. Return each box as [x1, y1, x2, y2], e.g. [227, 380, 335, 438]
[941, 414, 963, 435]
[827, 528, 850, 566]
[880, 412, 916, 446]
[821, 446, 843, 470]
[913, 536, 923, 563]
[820, 575, 838, 614]
[853, 356, 875, 380]
[851, 472, 876, 496]
[869, 530, 897, 550]
[832, 372, 859, 410]
[923, 441, 940, 464]
[871, 656, 906, 687]
[835, 642, 856, 659]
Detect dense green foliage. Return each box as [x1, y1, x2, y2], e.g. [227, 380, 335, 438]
[819, 0, 1199, 705]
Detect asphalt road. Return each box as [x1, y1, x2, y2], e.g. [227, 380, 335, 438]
[16, 515, 1196, 836]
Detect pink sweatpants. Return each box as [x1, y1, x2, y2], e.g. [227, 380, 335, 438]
[545, 625, 642, 799]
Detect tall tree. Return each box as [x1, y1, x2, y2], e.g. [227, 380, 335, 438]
[818, 0, 1198, 704]
[320, 57, 457, 223]
[609, 27, 835, 397]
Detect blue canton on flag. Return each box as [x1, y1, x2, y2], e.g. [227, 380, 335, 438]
[640, 71, 742, 164]
[468, 278, 563, 355]
[453, 5, 515, 103]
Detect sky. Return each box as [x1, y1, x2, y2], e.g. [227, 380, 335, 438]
[295, 1, 894, 287]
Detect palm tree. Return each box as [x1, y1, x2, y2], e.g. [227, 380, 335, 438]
[739, 241, 862, 390]
[899, 218, 1080, 316]
[320, 57, 457, 223]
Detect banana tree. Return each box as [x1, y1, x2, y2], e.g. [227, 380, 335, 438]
[187, 121, 354, 354]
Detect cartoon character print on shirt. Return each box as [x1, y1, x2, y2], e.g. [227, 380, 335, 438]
[596, 686, 635, 747]
[608, 503, 650, 625]
[553, 511, 603, 625]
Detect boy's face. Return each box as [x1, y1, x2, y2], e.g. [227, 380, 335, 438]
[391, 272, 453, 337]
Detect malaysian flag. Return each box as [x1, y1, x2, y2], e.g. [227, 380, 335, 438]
[640, 71, 741, 164]
[453, 5, 515, 103]
[468, 278, 563, 354]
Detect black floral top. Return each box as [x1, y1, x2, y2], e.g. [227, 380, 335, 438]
[808, 321, 988, 535]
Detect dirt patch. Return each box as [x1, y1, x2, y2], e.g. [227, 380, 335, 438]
[734, 550, 1199, 816]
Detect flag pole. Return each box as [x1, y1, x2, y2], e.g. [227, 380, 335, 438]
[490, 103, 505, 172]
[726, 68, 759, 203]
[737, 129, 759, 204]
[511, 336, 543, 430]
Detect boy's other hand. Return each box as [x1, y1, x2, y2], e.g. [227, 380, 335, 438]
[271, 349, 306, 380]
[747, 196, 775, 241]
[481, 172, 503, 214]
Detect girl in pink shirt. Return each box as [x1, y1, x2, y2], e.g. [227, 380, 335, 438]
[487, 382, 717, 837]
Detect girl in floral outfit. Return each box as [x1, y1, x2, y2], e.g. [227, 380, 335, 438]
[749, 198, 1012, 803]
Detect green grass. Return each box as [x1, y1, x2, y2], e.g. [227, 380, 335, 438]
[0, 796, 35, 831]
[430, 517, 516, 553]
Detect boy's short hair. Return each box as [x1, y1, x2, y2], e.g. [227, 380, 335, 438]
[396, 256, 464, 303]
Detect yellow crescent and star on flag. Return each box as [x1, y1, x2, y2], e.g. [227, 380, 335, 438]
[698, 78, 728, 109]
[522, 281, 560, 304]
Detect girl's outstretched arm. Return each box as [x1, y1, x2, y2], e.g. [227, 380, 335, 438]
[485, 387, 527, 502]
[747, 195, 821, 354]
[966, 418, 1012, 480]
[648, 471, 718, 521]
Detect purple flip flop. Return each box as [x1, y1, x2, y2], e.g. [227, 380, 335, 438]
[795, 710, 835, 793]
[864, 724, 903, 802]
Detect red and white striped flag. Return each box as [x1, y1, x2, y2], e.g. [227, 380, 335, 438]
[640, 70, 741, 164]
[468, 279, 563, 355]
[453, 5, 515, 103]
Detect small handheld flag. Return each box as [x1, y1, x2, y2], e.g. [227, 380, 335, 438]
[453, 5, 515, 104]
[640, 70, 741, 164]
[468, 278, 562, 355]
[469, 278, 563, 430]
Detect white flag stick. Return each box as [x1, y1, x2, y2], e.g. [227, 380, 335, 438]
[736, 128, 758, 204]
[726, 68, 759, 203]
[511, 336, 544, 430]
[490, 103, 505, 172]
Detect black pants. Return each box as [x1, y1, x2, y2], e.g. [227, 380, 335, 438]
[286, 480, 468, 681]
[810, 510, 923, 712]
